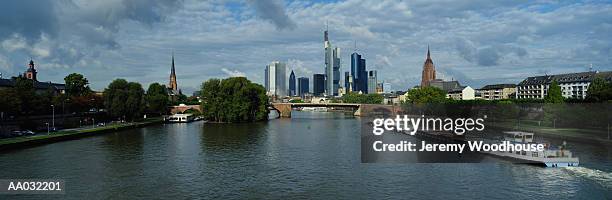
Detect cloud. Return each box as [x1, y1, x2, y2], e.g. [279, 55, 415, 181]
[247, 0, 296, 30]
[221, 68, 246, 77]
[455, 38, 528, 66]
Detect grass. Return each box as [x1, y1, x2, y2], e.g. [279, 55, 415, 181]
[0, 118, 163, 146]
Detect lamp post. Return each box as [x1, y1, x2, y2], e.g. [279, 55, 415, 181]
[45, 122, 49, 135]
[51, 104, 55, 131]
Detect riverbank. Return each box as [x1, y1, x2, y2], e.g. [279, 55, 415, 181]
[488, 121, 612, 145]
[0, 117, 164, 151]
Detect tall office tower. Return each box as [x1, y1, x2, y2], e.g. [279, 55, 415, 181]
[344, 71, 352, 93]
[297, 77, 309, 97]
[420, 46, 436, 87]
[367, 70, 377, 94]
[313, 74, 325, 96]
[324, 26, 341, 96]
[265, 61, 287, 97]
[350, 52, 367, 93]
[289, 70, 296, 96]
[383, 82, 392, 93]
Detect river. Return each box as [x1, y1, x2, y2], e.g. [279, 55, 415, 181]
[1, 111, 611, 199]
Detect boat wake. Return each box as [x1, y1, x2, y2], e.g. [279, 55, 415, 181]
[564, 167, 612, 189]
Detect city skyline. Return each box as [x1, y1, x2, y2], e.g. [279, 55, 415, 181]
[0, 0, 611, 94]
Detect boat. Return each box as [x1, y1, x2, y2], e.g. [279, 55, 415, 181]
[301, 107, 328, 112]
[484, 131, 579, 167]
[166, 114, 195, 123]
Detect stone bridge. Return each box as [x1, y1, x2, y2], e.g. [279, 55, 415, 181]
[169, 104, 201, 114]
[270, 103, 402, 118]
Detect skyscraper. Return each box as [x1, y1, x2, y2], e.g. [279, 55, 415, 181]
[344, 71, 351, 93]
[289, 70, 296, 96]
[350, 52, 367, 93]
[265, 61, 287, 97]
[324, 26, 341, 96]
[297, 77, 309, 97]
[367, 70, 377, 94]
[313, 74, 325, 96]
[420, 46, 436, 87]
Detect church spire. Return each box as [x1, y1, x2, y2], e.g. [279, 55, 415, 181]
[169, 52, 177, 91]
[427, 45, 430, 59]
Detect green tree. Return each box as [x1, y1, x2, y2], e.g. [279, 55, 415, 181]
[125, 82, 145, 120]
[405, 87, 447, 103]
[64, 73, 91, 97]
[200, 77, 268, 122]
[145, 83, 169, 115]
[544, 80, 564, 103]
[0, 89, 21, 116]
[586, 77, 612, 102]
[104, 79, 129, 119]
[342, 92, 384, 104]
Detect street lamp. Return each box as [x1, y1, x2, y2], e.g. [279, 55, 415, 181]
[51, 104, 55, 131]
[45, 122, 50, 135]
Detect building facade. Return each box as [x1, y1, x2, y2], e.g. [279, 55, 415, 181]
[298, 77, 309, 97]
[265, 61, 287, 97]
[289, 70, 296, 96]
[0, 60, 65, 95]
[367, 70, 377, 94]
[313, 74, 325, 96]
[478, 84, 516, 100]
[429, 79, 461, 92]
[344, 71, 351, 93]
[516, 71, 612, 99]
[324, 28, 341, 96]
[420, 46, 436, 87]
[350, 52, 367, 93]
[447, 86, 475, 100]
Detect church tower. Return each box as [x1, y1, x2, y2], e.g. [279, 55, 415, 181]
[420, 46, 436, 87]
[168, 54, 177, 91]
[25, 59, 37, 81]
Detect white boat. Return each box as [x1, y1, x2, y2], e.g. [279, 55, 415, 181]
[301, 107, 328, 112]
[166, 114, 195, 123]
[485, 131, 579, 167]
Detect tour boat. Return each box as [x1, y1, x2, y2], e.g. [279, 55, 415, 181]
[484, 131, 579, 167]
[166, 114, 195, 123]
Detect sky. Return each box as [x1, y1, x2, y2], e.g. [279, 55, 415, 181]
[0, 0, 611, 94]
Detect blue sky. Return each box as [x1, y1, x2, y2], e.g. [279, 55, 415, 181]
[0, 0, 611, 94]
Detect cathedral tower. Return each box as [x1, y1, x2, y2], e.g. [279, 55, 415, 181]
[420, 46, 436, 87]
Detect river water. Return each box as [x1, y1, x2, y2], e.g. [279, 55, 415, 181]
[1, 111, 611, 199]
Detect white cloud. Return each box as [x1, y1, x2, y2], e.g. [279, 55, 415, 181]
[221, 68, 246, 77]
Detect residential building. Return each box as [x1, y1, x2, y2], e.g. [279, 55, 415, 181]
[516, 71, 612, 99]
[420, 46, 436, 87]
[297, 77, 309, 97]
[351, 52, 367, 93]
[429, 79, 462, 92]
[478, 84, 516, 100]
[265, 61, 287, 97]
[447, 86, 475, 100]
[289, 70, 296, 96]
[313, 74, 325, 96]
[367, 70, 377, 94]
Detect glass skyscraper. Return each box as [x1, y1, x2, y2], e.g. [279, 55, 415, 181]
[351, 52, 367, 93]
[297, 77, 309, 97]
[324, 28, 340, 96]
[289, 70, 296, 96]
[264, 61, 287, 97]
[313, 74, 325, 96]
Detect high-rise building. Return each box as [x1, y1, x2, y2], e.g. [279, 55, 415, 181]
[367, 70, 377, 94]
[383, 82, 392, 93]
[265, 61, 287, 97]
[289, 70, 296, 96]
[420, 46, 436, 87]
[344, 71, 352, 93]
[350, 52, 367, 93]
[313, 74, 325, 96]
[298, 77, 309, 97]
[324, 27, 341, 96]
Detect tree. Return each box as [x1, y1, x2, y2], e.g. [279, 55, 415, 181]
[125, 82, 145, 120]
[64, 73, 91, 97]
[104, 79, 129, 119]
[0, 89, 21, 116]
[586, 77, 612, 102]
[342, 92, 383, 104]
[145, 83, 169, 115]
[200, 77, 268, 123]
[405, 87, 447, 104]
[544, 80, 564, 103]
